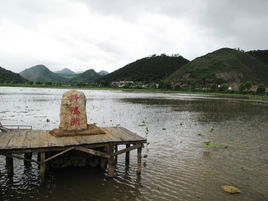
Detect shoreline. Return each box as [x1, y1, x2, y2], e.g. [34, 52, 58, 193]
[0, 84, 267, 100]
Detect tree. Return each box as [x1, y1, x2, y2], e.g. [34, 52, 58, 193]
[159, 81, 171, 89]
[244, 81, 252, 91]
[219, 84, 228, 92]
[210, 84, 217, 92]
[239, 83, 246, 93]
[256, 84, 266, 95]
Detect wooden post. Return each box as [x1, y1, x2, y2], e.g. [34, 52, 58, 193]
[108, 144, 115, 177]
[40, 152, 46, 185]
[37, 153, 41, 162]
[114, 145, 118, 165]
[100, 158, 107, 169]
[6, 154, 13, 177]
[137, 145, 142, 174]
[24, 153, 32, 167]
[100, 146, 107, 169]
[125, 144, 130, 165]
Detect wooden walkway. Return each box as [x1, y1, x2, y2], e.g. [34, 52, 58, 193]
[0, 127, 146, 184]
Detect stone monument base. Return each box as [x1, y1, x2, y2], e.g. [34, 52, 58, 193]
[49, 124, 106, 137]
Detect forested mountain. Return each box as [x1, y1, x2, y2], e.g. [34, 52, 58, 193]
[167, 48, 268, 85]
[20, 65, 68, 83]
[70, 69, 102, 83]
[0, 66, 27, 83]
[99, 54, 189, 83]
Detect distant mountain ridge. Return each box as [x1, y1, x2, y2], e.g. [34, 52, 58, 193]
[70, 69, 102, 83]
[55, 68, 76, 75]
[3, 48, 267, 87]
[99, 54, 189, 83]
[167, 48, 268, 85]
[98, 70, 109, 76]
[20, 65, 68, 83]
[0, 66, 27, 83]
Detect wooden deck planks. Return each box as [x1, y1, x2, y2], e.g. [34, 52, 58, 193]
[6, 131, 26, 149]
[47, 132, 64, 147]
[118, 127, 145, 141]
[0, 133, 13, 148]
[30, 131, 41, 149]
[0, 127, 146, 152]
[39, 130, 49, 148]
[21, 130, 33, 149]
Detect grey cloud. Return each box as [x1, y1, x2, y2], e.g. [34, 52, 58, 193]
[0, 0, 267, 73]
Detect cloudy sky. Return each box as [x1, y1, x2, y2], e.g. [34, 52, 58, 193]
[0, 0, 267, 73]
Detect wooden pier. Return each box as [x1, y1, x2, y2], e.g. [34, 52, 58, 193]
[0, 127, 146, 184]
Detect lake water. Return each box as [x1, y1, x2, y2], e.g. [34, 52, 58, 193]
[0, 87, 267, 201]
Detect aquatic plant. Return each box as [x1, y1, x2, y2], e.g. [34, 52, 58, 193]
[145, 127, 149, 137]
[138, 120, 146, 126]
[203, 141, 211, 148]
[210, 127, 214, 133]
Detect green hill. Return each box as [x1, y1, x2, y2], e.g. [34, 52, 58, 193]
[20, 65, 68, 83]
[99, 54, 189, 83]
[167, 48, 268, 85]
[98, 70, 109, 76]
[0, 66, 27, 83]
[70, 69, 101, 83]
[247, 50, 268, 65]
[55, 68, 76, 76]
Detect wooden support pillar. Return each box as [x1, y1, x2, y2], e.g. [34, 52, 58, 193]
[125, 144, 130, 165]
[114, 145, 118, 165]
[40, 152, 46, 185]
[100, 146, 107, 169]
[6, 154, 13, 177]
[100, 158, 107, 170]
[24, 153, 32, 167]
[108, 145, 115, 177]
[137, 145, 142, 174]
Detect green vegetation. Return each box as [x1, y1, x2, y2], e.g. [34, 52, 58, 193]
[55, 68, 76, 76]
[0, 83, 267, 100]
[70, 69, 101, 84]
[203, 141, 211, 148]
[239, 81, 253, 93]
[256, 84, 266, 95]
[98, 54, 189, 83]
[0, 66, 27, 84]
[98, 70, 109, 76]
[1, 47, 267, 100]
[247, 50, 268, 65]
[20, 65, 68, 83]
[167, 48, 268, 87]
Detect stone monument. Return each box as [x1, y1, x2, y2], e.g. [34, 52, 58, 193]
[59, 90, 87, 131]
[50, 89, 105, 136]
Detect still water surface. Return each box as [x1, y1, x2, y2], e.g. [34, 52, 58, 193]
[0, 87, 267, 201]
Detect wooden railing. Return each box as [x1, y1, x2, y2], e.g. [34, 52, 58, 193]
[0, 124, 32, 132]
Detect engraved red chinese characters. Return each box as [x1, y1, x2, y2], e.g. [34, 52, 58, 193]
[59, 90, 87, 131]
[69, 94, 79, 103]
[70, 118, 80, 126]
[69, 106, 80, 115]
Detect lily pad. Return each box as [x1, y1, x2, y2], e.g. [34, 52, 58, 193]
[221, 185, 241, 194]
[203, 141, 211, 148]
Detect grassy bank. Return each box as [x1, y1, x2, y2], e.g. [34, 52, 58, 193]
[0, 83, 267, 100]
